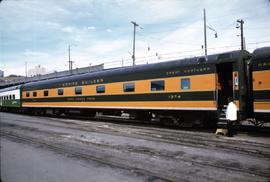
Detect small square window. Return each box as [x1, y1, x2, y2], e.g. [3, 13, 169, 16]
[181, 78, 190, 90]
[123, 83, 135, 92]
[151, 80, 165, 91]
[75, 87, 82, 95]
[96, 85, 105, 93]
[44, 90, 49, 96]
[26, 92, 30, 97]
[12, 95, 15, 99]
[33, 92, 37, 97]
[58, 88, 64, 95]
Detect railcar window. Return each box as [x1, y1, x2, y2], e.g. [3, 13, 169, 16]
[123, 83, 135, 92]
[181, 78, 190, 90]
[58, 88, 64, 95]
[44, 90, 49, 96]
[26, 92, 30, 97]
[33, 92, 37, 97]
[96, 85, 105, 93]
[75, 87, 82, 95]
[151, 80, 165, 91]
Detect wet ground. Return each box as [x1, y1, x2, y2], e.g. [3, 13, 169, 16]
[0, 112, 270, 182]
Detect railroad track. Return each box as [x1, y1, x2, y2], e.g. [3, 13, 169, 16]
[1, 128, 270, 180]
[0, 130, 180, 182]
[1, 113, 270, 159]
[130, 129, 270, 159]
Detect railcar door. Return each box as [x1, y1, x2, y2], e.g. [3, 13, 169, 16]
[216, 62, 234, 110]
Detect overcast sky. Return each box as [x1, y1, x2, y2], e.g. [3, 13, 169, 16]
[1, 0, 270, 76]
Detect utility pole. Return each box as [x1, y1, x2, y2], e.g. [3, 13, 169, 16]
[203, 8, 207, 57]
[236, 19, 247, 120]
[131, 21, 142, 66]
[131, 21, 138, 66]
[25, 61, 27, 77]
[237, 19, 244, 50]
[203, 9, 218, 57]
[68, 44, 75, 74]
[68, 45, 71, 71]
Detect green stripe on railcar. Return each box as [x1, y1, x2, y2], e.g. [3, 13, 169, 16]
[1, 99, 21, 107]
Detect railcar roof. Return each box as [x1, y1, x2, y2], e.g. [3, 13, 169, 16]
[22, 50, 249, 90]
[0, 85, 21, 93]
[252, 46, 270, 60]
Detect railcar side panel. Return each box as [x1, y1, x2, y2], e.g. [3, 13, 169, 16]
[22, 73, 217, 111]
[253, 68, 270, 113]
[252, 47, 270, 122]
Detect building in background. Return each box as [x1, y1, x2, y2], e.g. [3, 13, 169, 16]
[0, 70, 4, 77]
[27, 65, 47, 77]
[0, 64, 104, 88]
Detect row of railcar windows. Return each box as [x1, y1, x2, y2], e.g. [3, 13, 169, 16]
[0, 94, 16, 100]
[25, 78, 190, 97]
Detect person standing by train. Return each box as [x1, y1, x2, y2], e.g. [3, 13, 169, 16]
[226, 97, 237, 137]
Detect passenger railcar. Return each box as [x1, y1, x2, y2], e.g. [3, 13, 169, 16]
[20, 49, 252, 126]
[0, 47, 269, 126]
[0, 85, 22, 109]
[251, 47, 270, 121]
